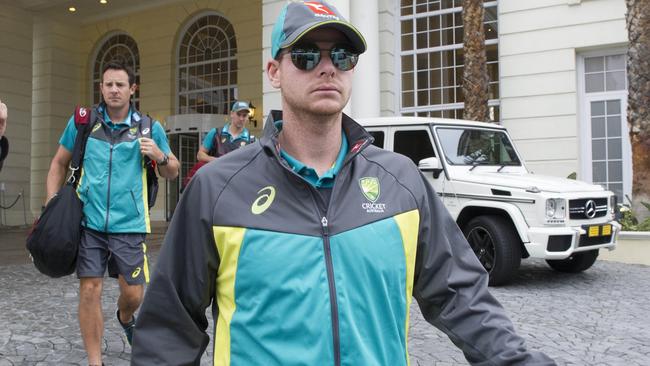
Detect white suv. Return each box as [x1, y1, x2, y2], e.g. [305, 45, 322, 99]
[359, 117, 620, 285]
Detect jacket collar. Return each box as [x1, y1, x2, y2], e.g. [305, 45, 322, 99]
[95, 102, 140, 127]
[260, 110, 374, 158]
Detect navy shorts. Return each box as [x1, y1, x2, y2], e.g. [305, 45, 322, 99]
[77, 228, 149, 285]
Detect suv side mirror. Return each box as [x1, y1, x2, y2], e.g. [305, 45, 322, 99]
[418, 157, 444, 179]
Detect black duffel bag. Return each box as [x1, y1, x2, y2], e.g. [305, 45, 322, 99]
[26, 183, 82, 277]
[26, 106, 94, 278]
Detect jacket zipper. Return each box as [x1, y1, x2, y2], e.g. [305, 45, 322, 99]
[104, 137, 114, 231]
[303, 182, 341, 366]
[269, 136, 368, 366]
[320, 215, 341, 366]
[295, 176, 341, 366]
[321, 161, 354, 366]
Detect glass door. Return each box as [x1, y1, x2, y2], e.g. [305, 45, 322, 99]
[166, 133, 199, 219]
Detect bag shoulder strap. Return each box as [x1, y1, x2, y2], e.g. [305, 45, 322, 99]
[139, 113, 159, 209]
[139, 114, 154, 165]
[139, 113, 153, 138]
[209, 127, 222, 157]
[69, 106, 96, 185]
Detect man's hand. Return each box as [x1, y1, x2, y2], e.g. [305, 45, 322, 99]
[139, 137, 164, 163]
[139, 137, 179, 179]
[0, 99, 7, 138]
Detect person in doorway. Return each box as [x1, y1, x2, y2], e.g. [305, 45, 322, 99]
[131, 1, 555, 365]
[46, 61, 179, 366]
[181, 100, 256, 190]
[0, 99, 8, 172]
[196, 100, 256, 163]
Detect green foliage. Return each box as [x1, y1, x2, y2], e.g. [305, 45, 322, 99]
[618, 207, 638, 230]
[617, 201, 650, 231]
[567, 172, 577, 180]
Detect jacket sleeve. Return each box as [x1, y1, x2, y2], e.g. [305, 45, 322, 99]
[413, 173, 556, 365]
[131, 171, 219, 365]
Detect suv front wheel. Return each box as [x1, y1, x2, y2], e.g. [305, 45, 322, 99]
[463, 215, 522, 286]
[546, 250, 599, 273]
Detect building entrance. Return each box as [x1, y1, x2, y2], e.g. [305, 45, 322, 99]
[164, 114, 228, 219]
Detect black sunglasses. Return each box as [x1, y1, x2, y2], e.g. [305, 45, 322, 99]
[288, 43, 359, 71]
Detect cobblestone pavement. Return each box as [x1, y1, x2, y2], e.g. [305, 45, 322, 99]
[1, 245, 649, 365]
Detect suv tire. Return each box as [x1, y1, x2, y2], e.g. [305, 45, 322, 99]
[463, 215, 522, 286]
[546, 250, 599, 273]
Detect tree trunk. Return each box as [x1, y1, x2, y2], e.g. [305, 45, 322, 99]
[626, 0, 650, 220]
[462, 0, 489, 122]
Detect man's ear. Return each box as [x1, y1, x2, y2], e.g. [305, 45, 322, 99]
[266, 59, 281, 89]
[130, 84, 138, 95]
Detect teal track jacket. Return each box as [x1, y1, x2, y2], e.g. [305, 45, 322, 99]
[132, 111, 555, 366]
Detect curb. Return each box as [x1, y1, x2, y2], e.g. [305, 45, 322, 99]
[619, 231, 650, 240]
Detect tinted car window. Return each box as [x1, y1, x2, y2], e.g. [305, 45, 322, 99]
[436, 127, 520, 166]
[369, 130, 385, 148]
[394, 129, 435, 165]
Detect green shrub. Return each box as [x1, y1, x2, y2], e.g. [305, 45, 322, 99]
[617, 200, 650, 231]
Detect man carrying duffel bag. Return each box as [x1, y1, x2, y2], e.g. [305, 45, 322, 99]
[36, 60, 179, 366]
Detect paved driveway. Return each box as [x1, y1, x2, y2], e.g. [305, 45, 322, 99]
[1, 250, 648, 365]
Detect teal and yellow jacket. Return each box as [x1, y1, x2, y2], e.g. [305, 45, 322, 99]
[58, 104, 171, 233]
[132, 111, 553, 365]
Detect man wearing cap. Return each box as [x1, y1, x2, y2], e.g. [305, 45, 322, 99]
[196, 100, 256, 163]
[132, 1, 554, 365]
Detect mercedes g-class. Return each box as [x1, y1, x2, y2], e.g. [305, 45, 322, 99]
[359, 117, 619, 285]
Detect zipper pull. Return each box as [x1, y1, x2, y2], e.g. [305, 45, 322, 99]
[321, 216, 329, 236]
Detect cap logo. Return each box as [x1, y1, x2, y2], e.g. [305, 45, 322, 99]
[305, 2, 336, 15]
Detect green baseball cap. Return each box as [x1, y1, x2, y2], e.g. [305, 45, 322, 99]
[231, 100, 251, 113]
[271, 1, 367, 59]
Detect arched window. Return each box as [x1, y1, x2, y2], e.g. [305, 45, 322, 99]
[177, 13, 237, 114]
[92, 33, 140, 109]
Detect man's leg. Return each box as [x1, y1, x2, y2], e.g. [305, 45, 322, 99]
[79, 277, 104, 365]
[108, 233, 147, 345]
[117, 275, 144, 324]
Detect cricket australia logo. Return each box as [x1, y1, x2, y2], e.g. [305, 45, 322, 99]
[359, 177, 386, 213]
[128, 127, 138, 139]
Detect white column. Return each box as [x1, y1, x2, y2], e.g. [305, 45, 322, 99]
[262, 0, 287, 123]
[350, 0, 380, 118]
[327, 0, 350, 17]
[327, 0, 353, 116]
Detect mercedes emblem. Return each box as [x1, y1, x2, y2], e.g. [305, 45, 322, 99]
[584, 200, 596, 219]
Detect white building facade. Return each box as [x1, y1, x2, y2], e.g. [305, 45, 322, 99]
[498, 0, 629, 201]
[0, 0, 630, 226]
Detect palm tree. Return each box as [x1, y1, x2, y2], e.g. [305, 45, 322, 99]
[626, 0, 650, 220]
[462, 0, 489, 122]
